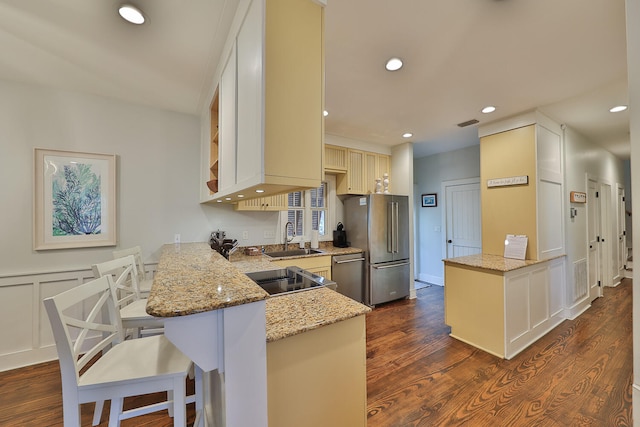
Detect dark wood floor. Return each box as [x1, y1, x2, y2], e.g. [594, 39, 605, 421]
[0, 280, 632, 426]
[366, 280, 633, 426]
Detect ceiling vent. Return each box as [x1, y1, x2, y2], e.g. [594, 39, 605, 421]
[457, 119, 479, 127]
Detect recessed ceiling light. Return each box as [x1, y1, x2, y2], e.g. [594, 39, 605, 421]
[118, 4, 145, 24]
[238, 194, 244, 198]
[481, 106, 496, 114]
[402, 132, 413, 138]
[225, 197, 232, 201]
[216, 200, 222, 203]
[610, 105, 628, 113]
[385, 57, 403, 71]
[323, 110, 329, 117]
[255, 189, 265, 193]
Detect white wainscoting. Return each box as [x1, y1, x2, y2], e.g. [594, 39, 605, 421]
[0, 264, 157, 372]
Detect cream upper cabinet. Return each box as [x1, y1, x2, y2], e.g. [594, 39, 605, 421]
[324, 144, 348, 173]
[235, 194, 288, 211]
[336, 149, 391, 195]
[203, 0, 324, 204]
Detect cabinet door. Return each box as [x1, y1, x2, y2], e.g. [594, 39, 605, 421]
[263, 194, 288, 211]
[235, 194, 289, 211]
[324, 144, 348, 173]
[218, 43, 237, 193]
[347, 149, 365, 194]
[377, 154, 390, 192]
[364, 152, 377, 194]
[235, 198, 265, 211]
[236, 0, 264, 187]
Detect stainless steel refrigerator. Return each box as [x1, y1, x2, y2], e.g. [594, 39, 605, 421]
[344, 194, 410, 306]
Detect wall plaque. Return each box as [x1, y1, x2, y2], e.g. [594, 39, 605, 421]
[487, 175, 529, 188]
[570, 191, 587, 203]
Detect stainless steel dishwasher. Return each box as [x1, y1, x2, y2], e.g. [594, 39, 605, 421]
[332, 252, 365, 303]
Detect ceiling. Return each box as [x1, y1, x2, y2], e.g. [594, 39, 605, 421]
[0, 0, 629, 159]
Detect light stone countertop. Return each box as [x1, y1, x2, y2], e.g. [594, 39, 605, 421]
[443, 253, 565, 272]
[146, 243, 269, 317]
[146, 241, 370, 342]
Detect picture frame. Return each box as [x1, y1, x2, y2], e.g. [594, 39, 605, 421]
[422, 193, 437, 207]
[34, 148, 117, 250]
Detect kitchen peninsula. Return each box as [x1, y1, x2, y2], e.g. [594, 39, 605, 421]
[444, 253, 565, 360]
[146, 242, 370, 427]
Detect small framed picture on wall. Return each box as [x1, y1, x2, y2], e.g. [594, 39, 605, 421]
[421, 193, 437, 207]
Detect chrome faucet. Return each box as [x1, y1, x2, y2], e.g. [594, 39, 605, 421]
[284, 221, 295, 251]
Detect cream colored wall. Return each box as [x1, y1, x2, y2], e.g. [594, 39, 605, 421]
[481, 125, 538, 259]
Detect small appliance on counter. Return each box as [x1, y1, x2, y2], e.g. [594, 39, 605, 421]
[209, 230, 238, 259]
[333, 222, 349, 248]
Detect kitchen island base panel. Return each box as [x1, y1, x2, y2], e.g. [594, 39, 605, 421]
[445, 265, 505, 358]
[163, 300, 267, 427]
[267, 315, 367, 427]
[444, 256, 566, 360]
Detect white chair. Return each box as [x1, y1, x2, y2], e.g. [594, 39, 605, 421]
[43, 275, 199, 427]
[92, 255, 163, 339]
[112, 246, 153, 297]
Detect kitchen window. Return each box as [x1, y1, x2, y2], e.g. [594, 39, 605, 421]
[285, 180, 331, 240]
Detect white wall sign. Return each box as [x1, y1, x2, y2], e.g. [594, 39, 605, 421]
[487, 175, 529, 188]
[504, 234, 528, 260]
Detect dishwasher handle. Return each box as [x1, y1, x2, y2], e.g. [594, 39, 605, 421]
[334, 257, 365, 264]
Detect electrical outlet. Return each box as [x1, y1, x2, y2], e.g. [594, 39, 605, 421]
[264, 230, 275, 239]
[174, 234, 180, 244]
[242, 231, 249, 240]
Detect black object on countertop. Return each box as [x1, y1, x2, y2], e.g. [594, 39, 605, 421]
[333, 222, 348, 248]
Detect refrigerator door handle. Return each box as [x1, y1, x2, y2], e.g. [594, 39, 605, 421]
[393, 201, 399, 253]
[372, 262, 410, 269]
[387, 202, 393, 253]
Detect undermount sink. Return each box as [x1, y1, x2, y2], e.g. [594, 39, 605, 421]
[265, 248, 324, 258]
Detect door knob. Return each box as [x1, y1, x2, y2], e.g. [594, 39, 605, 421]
[447, 240, 452, 243]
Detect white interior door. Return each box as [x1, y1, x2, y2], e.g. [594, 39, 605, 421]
[444, 180, 481, 258]
[616, 185, 626, 284]
[587, 178, 601, 301]
[600, 182, 612, 287]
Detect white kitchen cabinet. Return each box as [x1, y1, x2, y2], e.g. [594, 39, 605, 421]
[217, 43, 237, 194]
[202, 0, 324, 204]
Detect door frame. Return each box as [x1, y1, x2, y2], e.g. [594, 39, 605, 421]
[586, 175, 602, 301]
[441, 177, 482, 260]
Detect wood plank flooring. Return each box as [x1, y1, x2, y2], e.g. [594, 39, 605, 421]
[0, 280, 632, 426]
[366, 280, 632, 426]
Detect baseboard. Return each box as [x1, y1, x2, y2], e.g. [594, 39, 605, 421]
[417, 273, 443, 286]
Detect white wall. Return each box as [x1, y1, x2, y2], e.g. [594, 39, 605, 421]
[0, 79, 283, 276]
[412, 144, 480, 285]
[391, 143, 416, 297]
[0, 80, 283, 371]
[626, 0, 640, 423]
[562, 126, 625, 315]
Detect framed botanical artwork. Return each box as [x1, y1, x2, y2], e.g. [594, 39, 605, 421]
[34, 148, 117, 250]
[421, 193, 437, 207]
